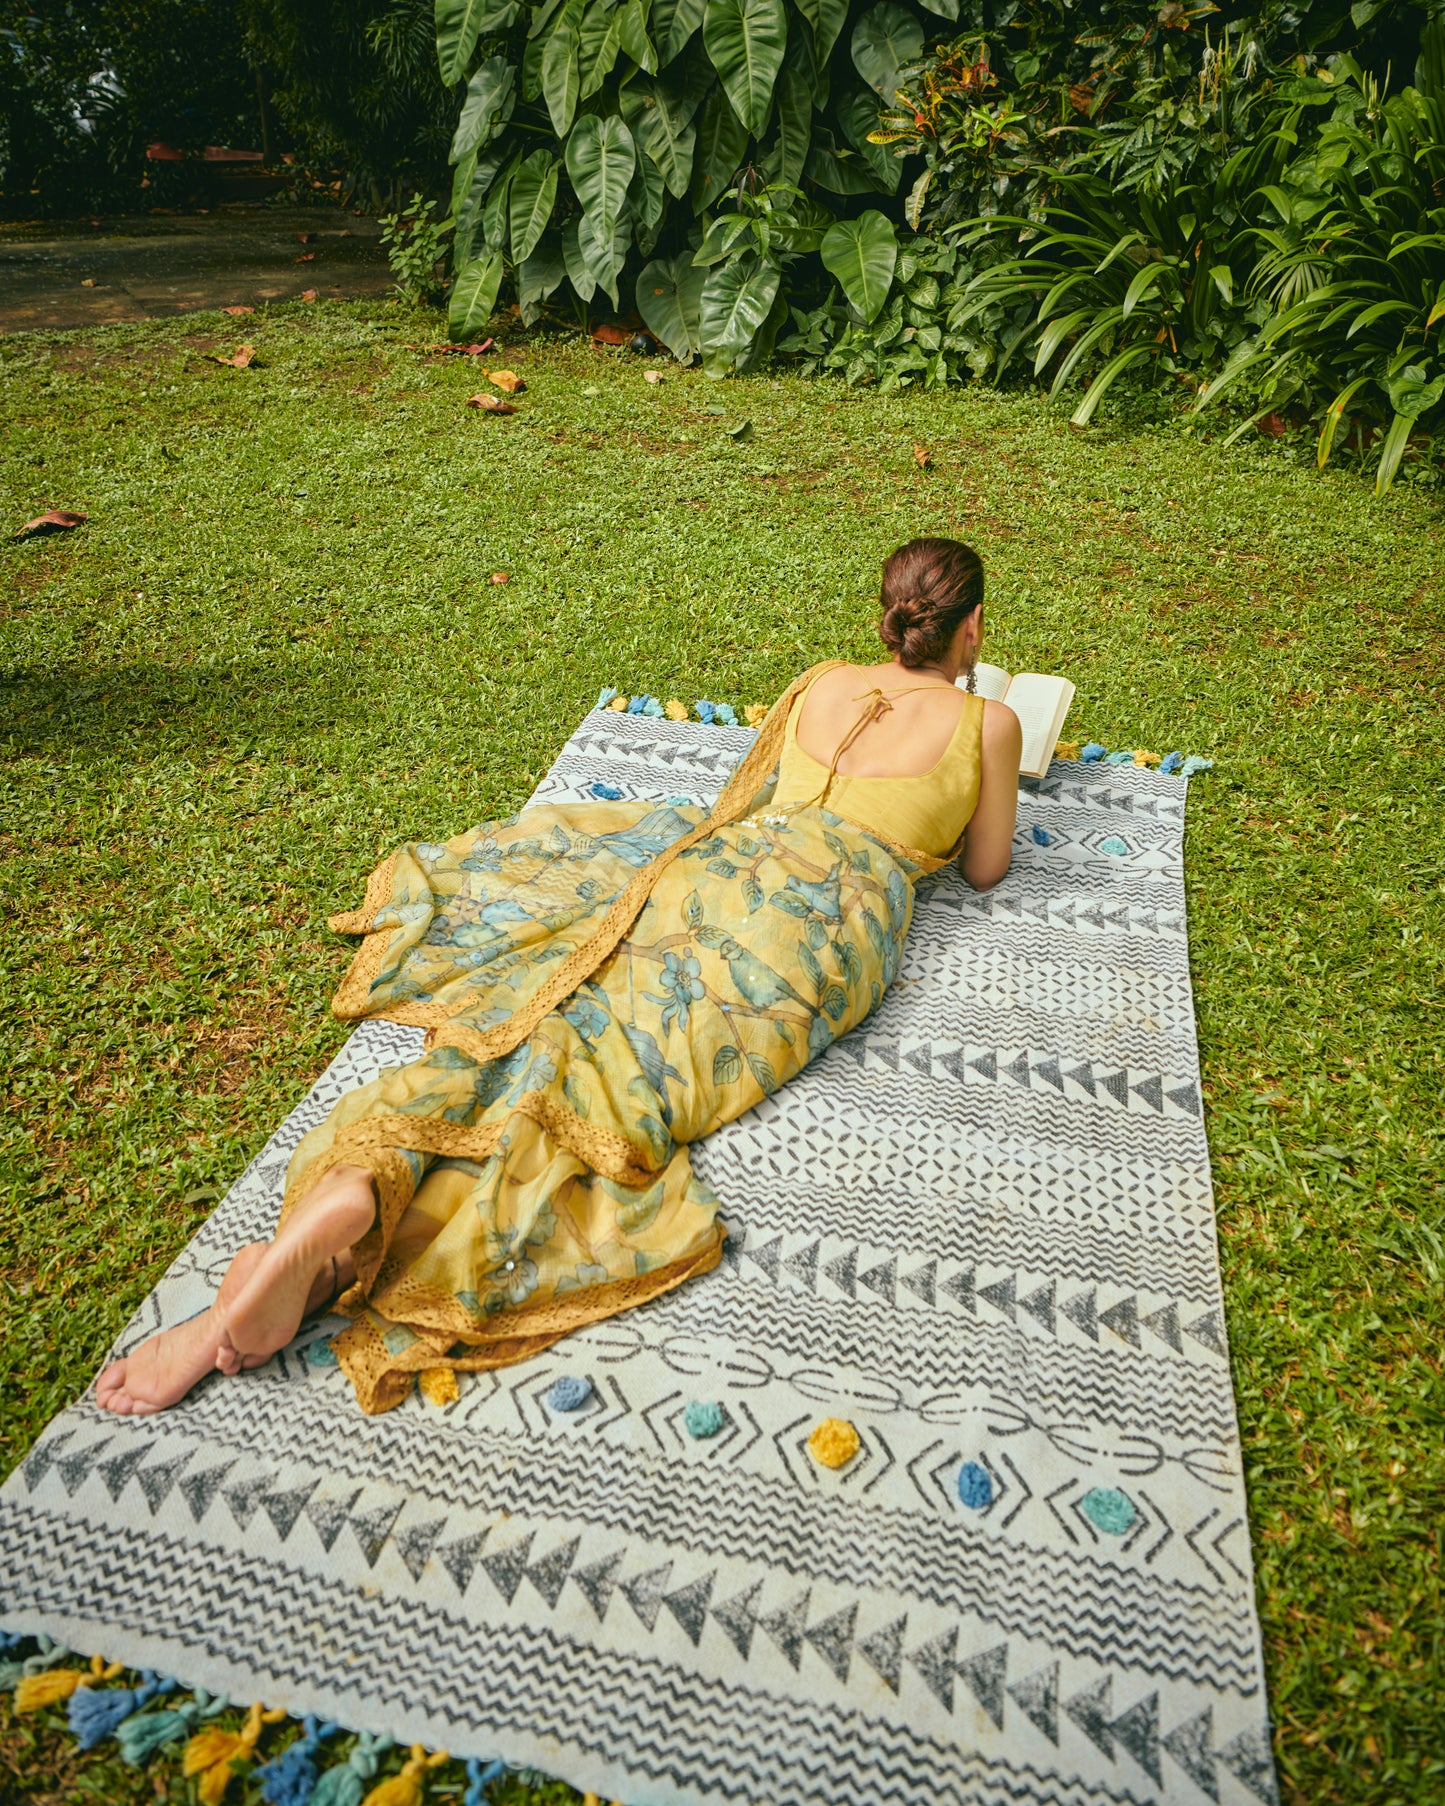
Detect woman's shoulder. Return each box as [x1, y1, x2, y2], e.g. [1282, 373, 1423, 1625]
[978, 696, 1023, 757]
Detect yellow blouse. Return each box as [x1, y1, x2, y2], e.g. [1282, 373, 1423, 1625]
[771, 673, 986, 859]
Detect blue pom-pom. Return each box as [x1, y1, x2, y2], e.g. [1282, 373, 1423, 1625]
[69, 1686, 138, 1750]
[684, 1400, 724, 1438]
[545, 1374, 592, 1411]
[1181, 755, 1214, 778]
[640, 695, 665, 718]
[1100, 836, 1129, 856]
[1080, 742, 1107, 762]
[693, 700, 717, 724]
[1104, 750, 1134, 765]
[1030, 825, 1050, 846]
[594, 687, 619, 710]
[957, 1461, 993, 1509]
[665, 795, 691, 806]
[1159, 751, 1184, 774]
[589, 781, 623, 800]
[625, 695, 647, 714]
[713, 703, 738, 727]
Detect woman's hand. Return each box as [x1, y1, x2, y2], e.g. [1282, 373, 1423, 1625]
[959, 699, 1022, 890]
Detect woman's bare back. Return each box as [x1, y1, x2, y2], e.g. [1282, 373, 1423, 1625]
[792, 661, 968, 777]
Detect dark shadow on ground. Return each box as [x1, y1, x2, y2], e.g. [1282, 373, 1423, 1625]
[0, 205, 392, 333]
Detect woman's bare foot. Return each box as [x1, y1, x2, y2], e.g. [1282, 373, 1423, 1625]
[95, 1217, 362, 1416]
[214, 1164, 375, 1378]
[97, 1241, 269, 1416]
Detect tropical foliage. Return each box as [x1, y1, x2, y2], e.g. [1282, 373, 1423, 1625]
[430, 0, 930, 363]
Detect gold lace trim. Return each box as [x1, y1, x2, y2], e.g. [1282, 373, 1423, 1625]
[333, 1236, 724, 1415]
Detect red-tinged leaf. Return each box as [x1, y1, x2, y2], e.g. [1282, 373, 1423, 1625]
[221, 305, 253, 316]
[1258, 412, 1287, 438]
[300, 288, 318, 302]
[12, 509, 88, 541]
[489, 368, 526, 393]
[206, 343, 255, 368]
[591, 322, 629, 345]
[490, 571, 510, 584]
[295, 252, 315, 263]
[467, 393, 517, 414]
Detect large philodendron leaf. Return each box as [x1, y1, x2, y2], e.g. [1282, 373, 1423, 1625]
[652, 0, 704, 66]
[821, 209, 897, 321]
[578, 210, 634, 305]
[449, 250, 506, 338]
[850, 2, 923, 103]
[450, 57, 517, 162]
[563, 216, 598, 302]
[703, 0, 788, 136]
[541, 20, 581, 135]
[509, 150, 560, 262]
[698, 254, 781, 369]
[451, 145, 509, 262]
[617, 0, 657, 70]
[578, 0, 623, 98]
[794, 0, 848, 63]
[566, 113, 638, 237]
[690, 83, 748, 213]
[637, 252, 708, 358]
[435, 0, 520, 85]
[837, 83, 902, 192]
[519, 234, 568, 324]
[769, 64, 812, 188]
[621, 73, 699, 198]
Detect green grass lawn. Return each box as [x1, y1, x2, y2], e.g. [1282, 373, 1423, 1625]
[1, 300, 1441, 1806]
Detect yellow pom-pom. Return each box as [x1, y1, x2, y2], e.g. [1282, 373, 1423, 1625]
[419, 1367, 460, 1407]
[14, 1669, 86, 1712]
[807, 1417, 861, 1469]
[1054, 740, 1081, 761]
[1132, 748, 1161, 768]
[606, 694, 629, 712]
[664, 698, 689, 722]
[744, 703, 769, 728]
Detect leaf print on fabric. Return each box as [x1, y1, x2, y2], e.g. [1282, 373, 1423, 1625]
[743, 878, 764, 913]
[713, 1044, 743, 1083]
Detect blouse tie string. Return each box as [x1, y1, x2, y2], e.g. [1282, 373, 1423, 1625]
[809, 685, 947, 811]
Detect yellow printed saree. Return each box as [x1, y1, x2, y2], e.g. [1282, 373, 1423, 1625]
[288, 666, 962, 1413]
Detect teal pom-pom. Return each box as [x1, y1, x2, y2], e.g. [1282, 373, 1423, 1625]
[684, 1400, 723, 1438]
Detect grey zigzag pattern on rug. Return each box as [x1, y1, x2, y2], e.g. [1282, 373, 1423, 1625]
[0, 710, 1276, 1806]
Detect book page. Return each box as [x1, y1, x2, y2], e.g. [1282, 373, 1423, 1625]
[964, 661, 1012, 703]
[1002, 673, 1076, 779]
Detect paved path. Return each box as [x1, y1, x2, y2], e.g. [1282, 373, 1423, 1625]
[0, 205, 393, 334]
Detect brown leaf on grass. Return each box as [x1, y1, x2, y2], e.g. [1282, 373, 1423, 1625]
[467, 393, 517, 414]
[490, 571, 510, 584]
[296, 232, 315, 244]
[80, 278, 96, 288]
[489, 369, 525, 393]
[591, 323, 629, 346]
[12, 509, 88, 541]
[644, 370, 665, 385]
[295, 252, 315, 263]
[424, 338, 494, 358]
[221, 305, 253, 316]
[300, 288, 318, 302]
[913, 442, 933, 468]
[206, 343, 256, 368]
[1259, 412, 1287, 438]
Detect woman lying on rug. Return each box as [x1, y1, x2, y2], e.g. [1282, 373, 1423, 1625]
[99, 536, 1022, 1416]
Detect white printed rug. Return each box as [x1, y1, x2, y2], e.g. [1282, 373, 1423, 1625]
[0, 709, 1275, 1806]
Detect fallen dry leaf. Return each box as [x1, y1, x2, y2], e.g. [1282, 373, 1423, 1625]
[591, 323, 629, 346]
[490, 572, 510, 584]
[339, 229, 352, 238]
[206, 344, 256, 368]
[80, 278, 95, 288]
[644, 370, 665, 385]
[221, 305, 254, 316]
[913, 442, 933, 469]
[468, 393, 517, 415]
[424, 339, 494, 358]
[489, 369, 525, 394]
[295, 252, 315, 263]
[296, 232, 315, 244]
[300, 288, 318, 303]
[12, 509, 88, 541]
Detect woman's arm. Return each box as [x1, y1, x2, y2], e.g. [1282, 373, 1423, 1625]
[959, 699, 1021, 890]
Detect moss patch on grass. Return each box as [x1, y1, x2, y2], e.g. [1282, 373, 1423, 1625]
[1, 301, 1442, 1806]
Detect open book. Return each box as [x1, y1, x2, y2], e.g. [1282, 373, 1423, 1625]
[960, 663, 1076, 781]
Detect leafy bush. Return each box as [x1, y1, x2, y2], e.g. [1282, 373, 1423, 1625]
[431, 0, 949, 363]
[1195, 35, 1445, 490]
[379, 191, 455, 301]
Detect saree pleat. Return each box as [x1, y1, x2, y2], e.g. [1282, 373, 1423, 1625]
[287, 665, 964, 1412]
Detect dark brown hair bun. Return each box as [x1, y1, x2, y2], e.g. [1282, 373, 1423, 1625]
[878, 537, 984, 668]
